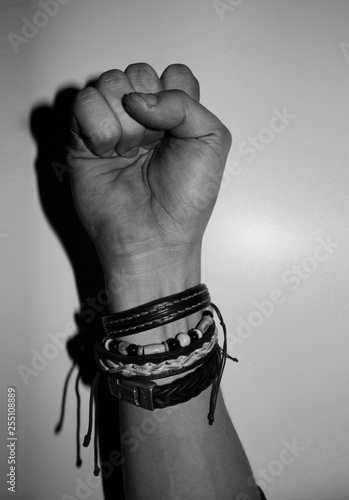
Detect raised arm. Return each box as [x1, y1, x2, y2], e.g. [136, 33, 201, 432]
[67, 63, 262, 500]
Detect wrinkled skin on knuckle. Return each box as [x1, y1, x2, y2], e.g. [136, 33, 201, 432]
[125, 62, 157, 78]
[96, 69, 128, 92]
[73, 87, 97, 110]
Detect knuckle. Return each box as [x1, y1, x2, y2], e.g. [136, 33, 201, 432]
[98, 117, 117, 141]
[125, 62, 155, 75]
[73, 87, 98, 108]
[125, 63, 161, 92]
[96, 69, 128, 90]
[163, 63, 192, 78]
[163, 63, 198, 85]
[162, 64, 199, 99]
[81, 119, 116, 148]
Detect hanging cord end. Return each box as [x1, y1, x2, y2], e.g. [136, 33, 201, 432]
[207, 361, 222, 425]
[55, 423, 63, 434]
[83, 371, 101, 479]
[207, 302, 238, 425]
[207, 372, 223, 425]
[83, 372, 100, 448]
[225, 352, 238, 363]
[83, 435, 91, 447]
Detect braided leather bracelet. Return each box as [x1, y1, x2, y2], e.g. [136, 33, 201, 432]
[103, 283, 210, 337]
[107, 345, 221, 410]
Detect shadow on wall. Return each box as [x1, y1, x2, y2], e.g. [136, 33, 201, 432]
[29, 82, 125, 500]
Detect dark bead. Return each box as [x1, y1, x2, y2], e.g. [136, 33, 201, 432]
[203, 310, 213, 318]
[166, 338, 181, 351]
[188, 329, 199, 343]
[127, 343, 138, 356]
[109, 340, 120, 353]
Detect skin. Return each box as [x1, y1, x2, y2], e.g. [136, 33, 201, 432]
[67, 63, 261, 500]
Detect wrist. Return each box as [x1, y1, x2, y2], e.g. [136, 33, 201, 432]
[103, 244, 202, 313]
[100, 245, 217, 387]
[101, 245, 202, 347]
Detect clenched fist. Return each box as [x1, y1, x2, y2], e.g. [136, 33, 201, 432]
[67, 63, 231, 310]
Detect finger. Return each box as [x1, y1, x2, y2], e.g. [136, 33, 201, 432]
[71, 87, 121, 158]
[161, 64, 200, 102]
[123, 89, 231, 156]
[96, 70, 145, 156]
[125, 62, 163, 93]
[124, 63, 165, 150]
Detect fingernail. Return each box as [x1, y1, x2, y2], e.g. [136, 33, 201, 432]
[129, 92, 158, 108]
[142, 140, 160, 151]
[121, 93, 129, 111]
[120, 147, 140, 158]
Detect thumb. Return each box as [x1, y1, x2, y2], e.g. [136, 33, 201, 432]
[123, 90, 231, 154]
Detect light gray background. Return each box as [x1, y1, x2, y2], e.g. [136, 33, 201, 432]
[1, 0, 349, 499]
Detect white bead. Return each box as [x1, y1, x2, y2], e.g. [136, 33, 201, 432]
[104, 338, 113, 351]
[137, 345, 144, 356]
[176, 332, 191, 347]
[197, 316, 213, 333]
[144, 343, 166, 355]
[118, 341, 129, 355]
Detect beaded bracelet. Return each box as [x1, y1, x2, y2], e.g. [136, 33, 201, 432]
[103, 309, 214, 356]
[95, 318, 216, 367]
[103, 284, 210, 337]
[98, 329, 218, 380]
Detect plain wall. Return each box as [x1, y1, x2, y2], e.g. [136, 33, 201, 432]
[1, 0, 349, 499]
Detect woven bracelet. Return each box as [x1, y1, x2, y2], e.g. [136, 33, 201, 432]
[102, 283, 210, 337]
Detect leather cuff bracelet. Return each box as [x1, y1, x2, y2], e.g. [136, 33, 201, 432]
[102, 283, 210, 337]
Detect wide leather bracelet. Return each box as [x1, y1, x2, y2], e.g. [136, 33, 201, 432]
[107, 345, 221, 411]
[102, 283, 210, 337]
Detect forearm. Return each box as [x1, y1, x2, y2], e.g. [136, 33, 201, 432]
[102, 251, 260, 500]
[120, 385, 258, 500]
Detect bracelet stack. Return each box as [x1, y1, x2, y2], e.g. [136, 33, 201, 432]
[85, 284, 237, 476]
[95, 284, 222, 407]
